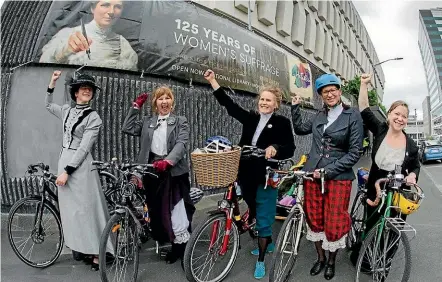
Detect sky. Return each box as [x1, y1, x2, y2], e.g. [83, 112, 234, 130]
[353, 0, 441, 119]
[0, 0, 439, 118]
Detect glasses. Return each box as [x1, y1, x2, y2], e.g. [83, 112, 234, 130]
[321, 88, 339, 95]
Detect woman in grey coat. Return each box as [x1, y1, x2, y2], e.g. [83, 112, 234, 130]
[122, 87, 195, 266]
[46, 70, 112, 271]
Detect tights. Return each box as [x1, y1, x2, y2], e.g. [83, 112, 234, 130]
[314, 241, 338, 265]
[258, 236, 272, 262]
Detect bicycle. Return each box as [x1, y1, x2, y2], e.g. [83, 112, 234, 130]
[92, 158, 145, 215]
[7, 162, 119, 268]
[354, 166, 424, 281]
[98, 161, 158, 282]
[183, 146, 294, 282]
[268, 167, 326, 282]
[346, 167, 369, 250]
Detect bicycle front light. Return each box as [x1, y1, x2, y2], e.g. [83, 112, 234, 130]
[219, 200, 229, 209]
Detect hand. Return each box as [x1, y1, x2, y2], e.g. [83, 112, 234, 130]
[49, 70, 62, 88]
[360, 73, 372, 85]
[55, 172, 69, 186]
[313, 169, 321, 179]
[265, 146, 277, 159]
[291, 94, 302, 105]
[66, 31, 93, 54]
[203, 69, 215, 81]
[153, 160, 173, 173]
[134, 93, 149, 108]
[405, 173, 417, 185]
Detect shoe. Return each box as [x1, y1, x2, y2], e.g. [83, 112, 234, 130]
[251, 242, 275, 256]
[83, 255, 93, 265]
[310, 260, 326, 276]
[324, 264, 335, 280]
[72, 250, 85, 261]
[254, 261, 265, 279]
[166, 243, 186, 264]
[91, 257, 99, 271]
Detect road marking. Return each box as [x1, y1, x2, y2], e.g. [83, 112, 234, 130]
[421, 166, 442, 195]
[424, 164, 442, 169]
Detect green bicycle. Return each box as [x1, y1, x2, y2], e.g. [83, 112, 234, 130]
[354, 167, 424, 282]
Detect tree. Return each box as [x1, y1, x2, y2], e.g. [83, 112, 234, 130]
[341, 75, 387, 112]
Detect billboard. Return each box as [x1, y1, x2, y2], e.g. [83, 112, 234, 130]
[35, 0, 313, 99]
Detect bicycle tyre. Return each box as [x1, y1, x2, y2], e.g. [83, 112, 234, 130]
[7, 196, 64, 268]
[99, 212, 140, 282]
[355, 223, 411, 282]
[183, 213, 240, 282]
[347, 191, 365, 250]
[269, 206, 304, 282]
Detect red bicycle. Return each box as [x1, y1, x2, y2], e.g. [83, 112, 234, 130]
[183, 146, 294, 282]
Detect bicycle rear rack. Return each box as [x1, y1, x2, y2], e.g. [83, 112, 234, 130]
[385, 217, 416, 240]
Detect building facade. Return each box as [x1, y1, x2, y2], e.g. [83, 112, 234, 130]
[422, 95, 432, 136]
[196, 0, 386, 101]
[0, 0, 385, 209]
[405, 115, 425, 142]
[418, 8, 442, 135]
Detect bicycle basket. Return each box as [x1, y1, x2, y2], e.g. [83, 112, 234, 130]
[191, 146, 241, 188]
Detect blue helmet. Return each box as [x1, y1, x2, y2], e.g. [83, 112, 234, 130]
[315, 73, 341, 94]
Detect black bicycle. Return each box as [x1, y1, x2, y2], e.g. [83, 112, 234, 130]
[7, 162, 118, 268]
[99, 162, 159, 282]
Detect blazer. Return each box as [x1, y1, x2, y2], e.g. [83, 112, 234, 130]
[122, 107, 189, 177]
[291, 104, 364, 181]
[360, 107, 420, 200]
[213, 87, 296, 187]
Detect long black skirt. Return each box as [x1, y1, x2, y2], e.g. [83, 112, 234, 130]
[142, 172, 195, 244]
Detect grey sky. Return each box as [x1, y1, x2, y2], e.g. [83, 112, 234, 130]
[353, 0, 441, 119]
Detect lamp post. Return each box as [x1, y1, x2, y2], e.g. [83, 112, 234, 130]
[373, 57, 404, 67]
[415, 108, 419, 142]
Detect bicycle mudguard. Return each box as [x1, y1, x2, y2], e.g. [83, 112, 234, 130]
[207, 210, 229, 217]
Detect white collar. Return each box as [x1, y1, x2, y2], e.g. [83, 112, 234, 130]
[259, 112, 273, 120]
[158, 113, 170, 120]
[87, 20, 115, 37]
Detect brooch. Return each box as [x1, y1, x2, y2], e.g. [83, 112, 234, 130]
[267, 124, 273, 129]
[167, 117, 176, 125]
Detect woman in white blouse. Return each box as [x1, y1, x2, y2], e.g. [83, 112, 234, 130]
[40, 0, 138, 71]
[122, 87, 195, 266]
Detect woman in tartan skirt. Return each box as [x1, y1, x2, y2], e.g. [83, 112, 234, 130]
[291, 73, 364, 280]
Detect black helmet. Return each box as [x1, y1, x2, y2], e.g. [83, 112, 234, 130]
[68, 73, 101, 101]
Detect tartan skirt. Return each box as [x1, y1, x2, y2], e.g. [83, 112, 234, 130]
[303, 179, 352, 245]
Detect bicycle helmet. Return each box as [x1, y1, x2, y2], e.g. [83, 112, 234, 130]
[189, 187, 204, 205]
[392, 185, 424, 215]
[204, 136, 232, 153]
[315, 73, 341, 94]
[68, 73, 101, 101]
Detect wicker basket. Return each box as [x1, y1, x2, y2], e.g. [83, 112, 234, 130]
[191, 147, 241, 188]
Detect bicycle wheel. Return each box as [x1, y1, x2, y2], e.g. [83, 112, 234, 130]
[355, 223, 411, 282]
[183, 213, 240, 282]
[347, 191, 366, 250]
[99, 212, 140, 282]
[269, 205, 304, 282]
[7, 196, 64, 268]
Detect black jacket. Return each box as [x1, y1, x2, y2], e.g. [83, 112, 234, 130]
[291, 104, 364, 180]
[213, 87, 296, 187]
[361, 108, 420, 200]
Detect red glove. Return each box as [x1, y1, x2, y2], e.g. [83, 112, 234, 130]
[153, 160, 173, 172]
[133, 93, 149, 108]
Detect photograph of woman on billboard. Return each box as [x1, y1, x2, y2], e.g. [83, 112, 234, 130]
[39, 0, 138, 71]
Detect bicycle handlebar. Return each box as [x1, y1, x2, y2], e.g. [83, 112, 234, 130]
[26, 163, 56, 182]
[367, 175, 424, 207]
[240, 146, 295, 166]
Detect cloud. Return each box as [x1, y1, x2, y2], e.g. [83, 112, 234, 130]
[353, 0, 440, 119]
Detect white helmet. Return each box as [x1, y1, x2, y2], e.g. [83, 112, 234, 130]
[203, 136, 232, 153]
[189, 187, 204, 205]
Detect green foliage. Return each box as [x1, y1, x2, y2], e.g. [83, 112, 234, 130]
[342, 75, 387, 112]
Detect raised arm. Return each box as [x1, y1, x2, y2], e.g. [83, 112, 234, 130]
[290, 94, 313, 135]
[122, 93, 149, 137]
[358, 74, 383, 136]
[45, 70, 69, 119]
[203, 69, 250, 124]
[358, 74, 371, 111]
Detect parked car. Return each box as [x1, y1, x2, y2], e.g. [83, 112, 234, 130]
[419, 140, 442, 164]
